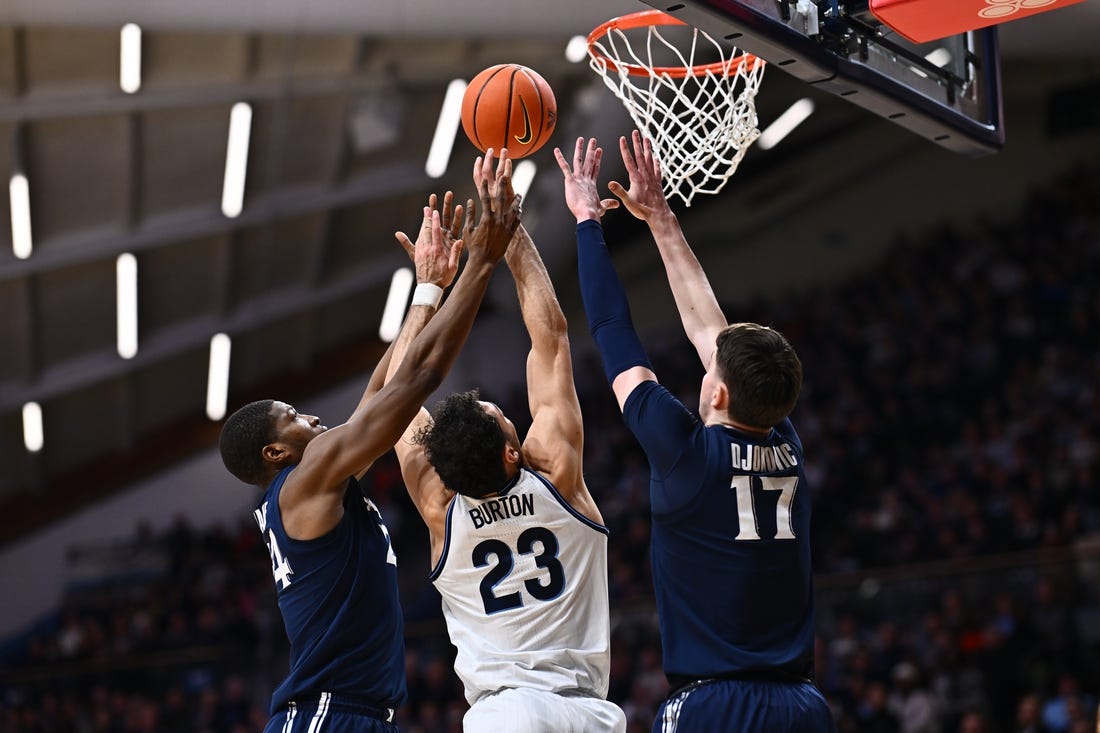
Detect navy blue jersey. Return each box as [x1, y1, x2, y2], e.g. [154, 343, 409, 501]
[622, 381, 815, 680]
[254, 466, 407, 715]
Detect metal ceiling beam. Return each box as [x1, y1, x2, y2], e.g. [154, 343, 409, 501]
[0, 0, 645, 38]
[0, 160, 452, 284]
[0, 255, 399, 412]
[0, 72, 444, 123]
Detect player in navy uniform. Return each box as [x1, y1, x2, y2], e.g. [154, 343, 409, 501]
[385, 151, 626, 733]
[556, 132, 835, 732]
[218, 177, 520, 733]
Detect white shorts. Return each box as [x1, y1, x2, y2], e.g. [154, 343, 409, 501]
[464, 688, 627, 733]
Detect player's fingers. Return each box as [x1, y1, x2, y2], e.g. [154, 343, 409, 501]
[430, 209, 445, 247]
[394, 231, 415, 258]
[573, 137, 585, 173]
[450, 203, 465, 239]
[636, 132, 654, 179]
[493, 176, 511, 211]
[552, 147, 571, 176]
[441, 190, 454, 230]
[464, 199, 476, 235]
[448, 239, 464, 269]
[600, 198, 620, 210]
[483, 148, 496, 183]
[584, 138, 599, 176]
[607, 180, 632, 204]
[642, 135, 661, 179]
[476, 178, 491, 221]
[632, 131, 648, 172]
[619, 135, 638, 178]
[508, 193, 522, 226]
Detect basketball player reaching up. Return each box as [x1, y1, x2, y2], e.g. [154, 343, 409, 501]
[556, 132, 835, 733]
[386, 150, 626, 733]
[218, 178, 520, 733]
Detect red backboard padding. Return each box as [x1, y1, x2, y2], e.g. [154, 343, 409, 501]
[869, 0, 1086, 44]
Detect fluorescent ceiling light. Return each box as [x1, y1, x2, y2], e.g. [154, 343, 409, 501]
[116, 253, 138, 359]
[757, 98, 815, 151]
[9, 173, 32, 260]
[512, 160, 537, 201]
[120, 23, 142, 94]
[425, 79, 467, 179]
[23, 402, 43, 453]
[206, 333, 232, 421]
[221, 102, 253, 218]
[565, 35, 589, 63]
[379, 267, 415, 343]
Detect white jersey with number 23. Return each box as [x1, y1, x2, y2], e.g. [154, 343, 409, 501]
[430, 467, 612, 706]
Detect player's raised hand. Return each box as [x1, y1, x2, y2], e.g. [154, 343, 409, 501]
[465, 174, 521, 265]
[395, 191, 465, 288]
[608, 130, 672, 223]
[554, 137, 619, 224]
[473, 148, 515, 209]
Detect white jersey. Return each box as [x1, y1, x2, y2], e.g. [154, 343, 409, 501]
[431, 467, 612, 705]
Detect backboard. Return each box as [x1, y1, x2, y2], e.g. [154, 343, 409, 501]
[639, 0, 1005, 155]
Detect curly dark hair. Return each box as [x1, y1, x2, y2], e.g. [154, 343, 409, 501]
[414, 390, 508, 498]
[219, 399, 277, 486]
[715, 323, 803, 429]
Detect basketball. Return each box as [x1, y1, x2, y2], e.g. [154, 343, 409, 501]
[460, 64, 557, 159]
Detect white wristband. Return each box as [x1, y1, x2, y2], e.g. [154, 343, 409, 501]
[411, 282, 444, 309]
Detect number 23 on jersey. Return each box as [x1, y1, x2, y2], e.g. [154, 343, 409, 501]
[473, 526, 566, 615]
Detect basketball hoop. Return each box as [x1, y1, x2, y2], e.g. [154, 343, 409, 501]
[587, 10, 766, 206]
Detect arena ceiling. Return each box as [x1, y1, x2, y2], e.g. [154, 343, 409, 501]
[0, 0, 1097, 545]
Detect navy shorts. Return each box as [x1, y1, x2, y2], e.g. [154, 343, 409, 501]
[264, 693, 400, 733]
[653, 678, 835, 733]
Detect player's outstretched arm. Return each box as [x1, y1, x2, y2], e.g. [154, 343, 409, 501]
[344, 193, 466, 483]
[472, 151, 583, 483]
[556, 136, 656, 412]
[349, 192, 464, 422]
[387, 165, 520, 530]
[385, 192, 466, 519]
[476, 149, 599, 520]
[610, 130, 727, 368]
[283, 179, 519, 538]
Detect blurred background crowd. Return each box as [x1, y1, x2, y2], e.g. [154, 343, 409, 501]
[2, 161, 1097, 733]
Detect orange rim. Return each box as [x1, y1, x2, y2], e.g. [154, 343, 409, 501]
[587, 9, 764, 79]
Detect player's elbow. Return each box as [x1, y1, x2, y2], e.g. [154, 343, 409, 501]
[391, 356, 445, 399]
[543, 308, 568, 337]
[541, 330, 571, 360]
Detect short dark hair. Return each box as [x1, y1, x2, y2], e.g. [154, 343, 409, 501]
[414, 390, 507, 498]
[219, 399, 277, 486]
[715, 323, 802, 429]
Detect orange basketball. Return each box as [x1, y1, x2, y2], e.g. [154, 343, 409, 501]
[460, 64, 557, 159]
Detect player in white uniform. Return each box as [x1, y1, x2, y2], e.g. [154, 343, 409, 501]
[385, 151, 626, 733]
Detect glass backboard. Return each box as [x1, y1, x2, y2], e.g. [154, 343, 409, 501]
[640, 0, 1005, 155]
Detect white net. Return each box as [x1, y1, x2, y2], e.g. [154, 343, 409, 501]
[588, 14, 766, 207]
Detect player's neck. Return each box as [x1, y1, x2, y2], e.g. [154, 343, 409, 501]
[711, 415, 771, 438]
[481, 463, 523, 498]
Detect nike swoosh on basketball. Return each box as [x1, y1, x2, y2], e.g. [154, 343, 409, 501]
[514, 99, 533, 145]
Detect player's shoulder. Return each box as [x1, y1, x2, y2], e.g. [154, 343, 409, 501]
[773, 417, 802, 448]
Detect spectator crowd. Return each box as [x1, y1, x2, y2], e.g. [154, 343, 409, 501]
[3, 162, 1099, 732]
